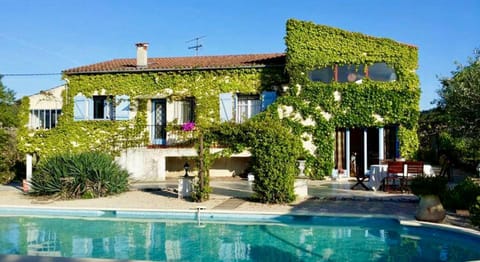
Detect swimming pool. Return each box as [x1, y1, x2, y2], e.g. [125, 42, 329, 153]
[1, 208, 479, 261]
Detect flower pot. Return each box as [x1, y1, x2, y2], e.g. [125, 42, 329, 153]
[415, 194, 446, 222]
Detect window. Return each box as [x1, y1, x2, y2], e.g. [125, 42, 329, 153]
[308, 63, 396, 83]
[308, 67, 334, 83]
[368, 62, 397, 82]
[236, 95, 261, 123]
[337, 65, 365, 83]
[219, 91, 277, 123]
[174, 98, 195, 124]
[93, 96, 112, 120]
[29, 109, 61, 129]
[74, 94, 130, 121]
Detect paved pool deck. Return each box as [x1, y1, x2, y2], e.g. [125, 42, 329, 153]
[0, 176, 475, 228]
[0, 178, 423, 220]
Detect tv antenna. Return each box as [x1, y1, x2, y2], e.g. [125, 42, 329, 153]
[187, 36, 206, 56]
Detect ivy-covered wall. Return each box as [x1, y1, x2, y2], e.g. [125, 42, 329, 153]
[278, 19, 420, 176]
[18, 68, 286, 159]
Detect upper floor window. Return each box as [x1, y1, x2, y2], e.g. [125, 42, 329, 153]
[93, 96, 113, 120]
[29, 109, 61, 129]
[74, 94, 130, 121]
[308, 67, 334, 83]
[174, 97, 195, 125]
[219, 91, 277, 123]
[368, 62, 397, 82]
[337, 65, 366, 83]
[308, 63, 396, 83]
[236, 95, 261, 123]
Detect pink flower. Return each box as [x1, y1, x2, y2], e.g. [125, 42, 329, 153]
[182, 122, 195, 131]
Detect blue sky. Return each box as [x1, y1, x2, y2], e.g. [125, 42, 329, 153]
[1, 0, 478, 110]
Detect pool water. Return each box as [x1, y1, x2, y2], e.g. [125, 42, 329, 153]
[0, 213, 479, 261]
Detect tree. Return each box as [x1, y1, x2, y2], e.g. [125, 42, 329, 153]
[435, 50, 480, 167]
[0, 75, 18, 128]
[0, 75, 20, 183]
[437, 50, 480, 139]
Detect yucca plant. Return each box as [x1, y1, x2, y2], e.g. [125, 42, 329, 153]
[30, 152, 129, 199]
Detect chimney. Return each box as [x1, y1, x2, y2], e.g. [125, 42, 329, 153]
[136, 43, 149, 68]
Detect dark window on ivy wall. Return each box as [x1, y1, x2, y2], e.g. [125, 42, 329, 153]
[368, 62, 397, 82]
[308, 67, 334, 83]
[309, 63, 396, 83]
[337, 65, 365, 83]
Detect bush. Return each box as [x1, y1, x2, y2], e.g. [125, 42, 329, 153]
[30, 152, 129, 199]
[0, 129, 20, 184]
[410, 175, 448, 197]
[443, 178, 480, 210]
[470, 196, 480, 227]
[245, 118, 303, 204]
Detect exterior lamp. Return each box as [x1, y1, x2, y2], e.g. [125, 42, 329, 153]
[184, 162, 190, 177]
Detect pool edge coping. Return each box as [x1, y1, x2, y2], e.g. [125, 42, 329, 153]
[1, 204, 479, 237]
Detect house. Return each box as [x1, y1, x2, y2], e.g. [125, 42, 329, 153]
[20, 19, 419, 182]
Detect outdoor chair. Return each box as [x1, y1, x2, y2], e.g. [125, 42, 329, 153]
[404, 161, 424, 192]
[384, 161, 405, 192]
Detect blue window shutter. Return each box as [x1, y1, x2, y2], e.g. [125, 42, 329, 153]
[219, 93, 233, 122]
[74, 94, 88, 121]
[261, 91, 277, 111]
[115, 95, 130, 120]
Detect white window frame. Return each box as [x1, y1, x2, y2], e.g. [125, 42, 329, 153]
[173, 98, 195, 125]
[235, 95, 261, 123]
[29, 109, 61, 129]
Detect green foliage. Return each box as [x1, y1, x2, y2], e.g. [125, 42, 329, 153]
[443, 178, 480, 210]
[247, 118, 303, 203]
[410, 175, 448, 196]
[30, 152, 129, 199]
[0, 129, 19, 184]
[0, 75, 18, 128]
[284, 19, 420, 175]
[437, 53, 480, 139]
[0, 76, 20, 183]
[18, 68, 285, 160]
[203, 116, 303, 204]
[470, 196, 480, 227]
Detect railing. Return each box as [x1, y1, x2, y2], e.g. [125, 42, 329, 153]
[109, 125, 197, 152]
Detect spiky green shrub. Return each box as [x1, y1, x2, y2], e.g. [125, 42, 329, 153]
[30, 152, 129, 199]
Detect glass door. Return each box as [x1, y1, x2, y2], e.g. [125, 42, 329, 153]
[152, 99, 167, 145]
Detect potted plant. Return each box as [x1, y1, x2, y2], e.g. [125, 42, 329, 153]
[410, 175, 448, 222]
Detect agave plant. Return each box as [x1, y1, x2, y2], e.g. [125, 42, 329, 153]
[30, 152, 129, 199]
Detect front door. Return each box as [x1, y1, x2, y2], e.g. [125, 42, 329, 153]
[152, 99, 167, 145]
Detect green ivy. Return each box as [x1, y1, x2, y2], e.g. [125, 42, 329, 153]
[18, 68, 286, 159]
[283, 19, 420, 177]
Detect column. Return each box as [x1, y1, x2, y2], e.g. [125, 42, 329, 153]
[363, 128, 368, 174]
[346, 129, 350, 177]
[378, 127, 384, 164]
[26, 154, 32, 181]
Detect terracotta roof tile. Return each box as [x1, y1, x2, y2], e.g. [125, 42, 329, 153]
[63, 53, 286, 74]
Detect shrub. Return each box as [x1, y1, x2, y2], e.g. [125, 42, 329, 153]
[443, 178, 480, 210]
[0, 129, 20, 184]
[245, 118, 303, 204]
[30, 152, 129, 199]
[410, 175, 448, 197]
[470, 196, 480, 227]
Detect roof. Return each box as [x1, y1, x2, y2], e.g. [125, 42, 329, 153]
[63, 53, 286, 75]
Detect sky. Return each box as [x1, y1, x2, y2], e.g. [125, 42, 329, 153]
[0, 0, 478, 110]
